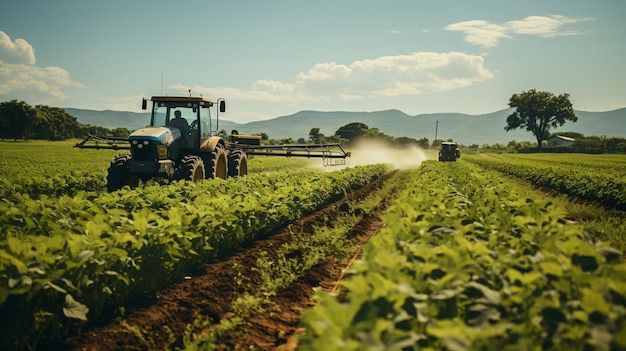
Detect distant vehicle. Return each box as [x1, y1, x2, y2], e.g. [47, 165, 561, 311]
[75, 95, 350, 191]
[438, 141, 460, 162]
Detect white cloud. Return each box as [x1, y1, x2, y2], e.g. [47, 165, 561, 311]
[296, 62, 352, 82]
[445, 15, 592, 48]
[507, 15, 591, 37]
[174, 51, 494, 107]
[0, 62, 82, 104]
[252, 79, 294, 93]
[0, 31, 36, 65]
[301, 52, 493, 98]
[444, 20, 510, 48]
[0, 31, 82, 105]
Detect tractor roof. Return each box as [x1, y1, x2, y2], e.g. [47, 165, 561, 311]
[150, 96, 214, 106]
[441, 141, 457, 145]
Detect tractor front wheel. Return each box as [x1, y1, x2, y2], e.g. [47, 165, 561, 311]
[107, 154, 139, 192]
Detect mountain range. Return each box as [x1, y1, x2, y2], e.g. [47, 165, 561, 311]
[64, 107, 626, 146]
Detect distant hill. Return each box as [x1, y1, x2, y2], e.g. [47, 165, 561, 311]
[64, 107, 626, 146]
[64, 108, 150, 131]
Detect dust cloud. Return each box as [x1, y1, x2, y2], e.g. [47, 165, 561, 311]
[313, 139, 433, 171]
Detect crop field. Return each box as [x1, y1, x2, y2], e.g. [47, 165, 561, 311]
[0, 141, 625, 350]
[299, 159, 626, 351]
[464, 153, 626, 210]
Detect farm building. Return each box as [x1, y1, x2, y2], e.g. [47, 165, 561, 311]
[547, 135, 575, 148]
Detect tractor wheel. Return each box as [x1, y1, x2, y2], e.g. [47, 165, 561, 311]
[228, 150, 248, 177]
[204, 146, 228, 179]
[107, 154, 139, 192]
[176, 155, 205, 181]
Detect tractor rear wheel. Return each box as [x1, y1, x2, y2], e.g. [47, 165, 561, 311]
[176, 155, 205, 181]
[107, 154, 139, 192]
[228, 150, 248, 177]
[204, 146, 228, 179]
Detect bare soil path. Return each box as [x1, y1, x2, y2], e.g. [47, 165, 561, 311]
[64, 170, 399, 351]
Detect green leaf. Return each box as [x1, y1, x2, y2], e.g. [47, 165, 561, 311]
[75, 250, 94, 262]
[0, 247, 28, 274]
[581, 288, 610, 315]
[464, 282, 501, 305]
[44, 281, 67, 294]
[431, 289, 458, 300]
[63, 294, 89, 321]
[519, 271, 543, 285]
[540, 261, 563, 277]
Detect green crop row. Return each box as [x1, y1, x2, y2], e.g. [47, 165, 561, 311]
[490, 153, 626, 171]
[0, 164, 387, 350]
[0, 171, 108, 200]
[0, 157, 315, 200]
[464, 154, 626, 210]
[0, 140, 116, 177]
[0, 140, 318, 200]
[298, 161, 626, 351]
[180, 170, 413, 351]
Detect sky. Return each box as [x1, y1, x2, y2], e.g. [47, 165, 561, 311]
[1, 0, 625, 123]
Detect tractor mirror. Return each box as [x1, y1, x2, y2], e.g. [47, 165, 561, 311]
[141, 98, 147, 110]
[219, 100, 226, 113]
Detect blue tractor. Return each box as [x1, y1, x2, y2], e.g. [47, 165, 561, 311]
[75, 95, 350, 191]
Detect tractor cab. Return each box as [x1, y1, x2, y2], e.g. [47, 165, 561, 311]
[143, 96, 224, 150]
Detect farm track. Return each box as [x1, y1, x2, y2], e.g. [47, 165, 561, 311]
[64, 170, 401, 351]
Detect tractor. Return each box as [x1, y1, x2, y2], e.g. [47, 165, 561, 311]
[438, 141, 460, 162]
[75, 95, 350, 191]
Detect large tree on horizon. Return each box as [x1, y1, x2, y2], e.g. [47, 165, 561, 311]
[335, 122, 369, 141]
[505, 89, 577, 149]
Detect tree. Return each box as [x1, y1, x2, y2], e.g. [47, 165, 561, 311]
[505, 89, 577, 149]
[33, 105, 80, 140]
[0, 100, 133, 140]
[335, 122, 369, 141]
[0, 100, 36, 140]
[416, 137, 430, 149]
[308, 127, 325, 144]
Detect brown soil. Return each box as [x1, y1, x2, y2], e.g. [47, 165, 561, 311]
[64, 171, 397, 351]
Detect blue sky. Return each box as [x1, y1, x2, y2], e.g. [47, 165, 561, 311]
[1, 0, 624, 123]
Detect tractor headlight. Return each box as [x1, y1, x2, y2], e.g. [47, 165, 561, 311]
[156, 144, 168, 159]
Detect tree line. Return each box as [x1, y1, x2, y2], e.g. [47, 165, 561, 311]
[306, 122, 430, 148]
[218, 122, 432, 148]
[0, 100, 130, 141]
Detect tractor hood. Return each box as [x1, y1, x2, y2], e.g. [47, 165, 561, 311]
[129, 126, 180, 146]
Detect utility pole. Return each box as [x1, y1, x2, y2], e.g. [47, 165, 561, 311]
[434, 120, 439, 144]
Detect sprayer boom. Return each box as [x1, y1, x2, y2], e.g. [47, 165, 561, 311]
[235, 143, 350, 166]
